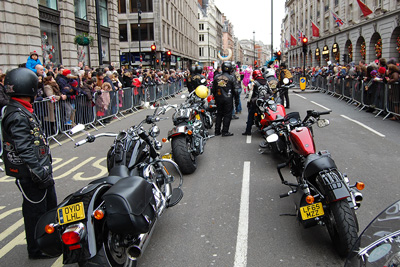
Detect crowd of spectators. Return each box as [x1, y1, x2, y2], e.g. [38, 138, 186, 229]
[289, 57, 400, 120]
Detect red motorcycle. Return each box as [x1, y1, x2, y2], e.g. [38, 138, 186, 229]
[274, 110, 365, 257]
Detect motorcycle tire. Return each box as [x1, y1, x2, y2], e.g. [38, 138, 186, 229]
[325, 199, 358, 258]
[78, 226, 137, 267]
[171, 135, 197, 174]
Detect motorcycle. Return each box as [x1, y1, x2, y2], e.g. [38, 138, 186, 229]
[164, 89, 213, 174]
[35, 105, 184, 267]
[275, 109, 365, 257]
[345, 199, 400, 267]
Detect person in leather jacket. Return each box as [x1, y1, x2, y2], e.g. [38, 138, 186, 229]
[211, 61, 239, 136]
[1, 68, 57, 260]
[242, 69, 271, 135]
[187, 65, 206, 93]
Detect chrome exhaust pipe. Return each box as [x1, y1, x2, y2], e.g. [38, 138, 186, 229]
[127, 219, 158, 260]
[353, 192, 363, 207]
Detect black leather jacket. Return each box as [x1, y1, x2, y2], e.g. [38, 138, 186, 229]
[1, 100, 52, 182]
[212, 72, 240, 105]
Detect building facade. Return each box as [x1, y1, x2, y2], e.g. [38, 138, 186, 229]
[282, 0, 400, 68]
[0, 0, 120, 70]
[118, 0, 199, 70]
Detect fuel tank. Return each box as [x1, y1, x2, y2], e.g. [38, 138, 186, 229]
[289, 127, 316, 156]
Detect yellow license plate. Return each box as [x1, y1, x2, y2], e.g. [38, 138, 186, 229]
[195, 114, 201, 120]
[300, 202, 324, 220]
[162, 153, 172, 159]
[58, 202, 85, 225]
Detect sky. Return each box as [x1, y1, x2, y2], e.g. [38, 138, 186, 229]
[213, 0, 286, 51]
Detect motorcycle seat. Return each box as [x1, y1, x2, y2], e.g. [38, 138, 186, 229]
[89, 165, 130, 185]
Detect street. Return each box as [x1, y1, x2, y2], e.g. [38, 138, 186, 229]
[0, 89, 399, 267]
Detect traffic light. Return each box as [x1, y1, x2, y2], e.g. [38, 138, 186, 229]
[302, 37, 308, 53]
[166, 50, 171, 62]
[277, 51, 282, 61]
[156, 59, 160, 64]
[151, 44, 156, 52]
[254, 60, 257, 66]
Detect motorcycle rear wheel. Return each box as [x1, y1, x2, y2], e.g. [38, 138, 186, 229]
[325, 199, 358, 258]
[78, 227, 137, 267]
[171, 135, 197, 174]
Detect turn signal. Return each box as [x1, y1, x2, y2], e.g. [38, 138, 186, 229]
[255, 113, 258, 116]
[45, 224, 55, 234]
[356, 182, 365, 190]
[187, 130, 193, 135]
[93, 209, 105, 220]
[201, 109, 205, 113]
[306, 195, 315, 204]
[162, 138, 167, 143]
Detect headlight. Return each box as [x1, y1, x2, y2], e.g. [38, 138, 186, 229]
[149, 125, 160, 137]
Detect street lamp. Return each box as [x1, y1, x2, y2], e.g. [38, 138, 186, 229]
[207, 27, 210, 66]
[253, 31, 256, 67]
[137, 0, 142, 64]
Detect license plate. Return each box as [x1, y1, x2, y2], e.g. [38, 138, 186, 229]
[162, 153, 172, 159]
[299, 202, 324, 220]
[58, 202, 85, 225]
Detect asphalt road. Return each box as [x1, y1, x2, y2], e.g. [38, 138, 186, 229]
[0, 88, 399, 267]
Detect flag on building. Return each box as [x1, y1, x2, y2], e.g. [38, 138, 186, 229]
[298, 30, 304, 42]
[291, 34, 297, 46]
[330, 9, 345, 27]
[356, 0, 373, 16]
[311, 21, 320, 37]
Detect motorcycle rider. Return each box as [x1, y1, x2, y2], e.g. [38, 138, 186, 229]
[242, 69, 271, 135]
[1, 68, 57, 259]
[276, 62, 293, 109]
[187, 66, 206, 93]
[212, 61, 239, 137]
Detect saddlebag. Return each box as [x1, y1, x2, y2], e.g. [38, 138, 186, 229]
[35, 208, 63, 257]
[102, 176, 156, 235]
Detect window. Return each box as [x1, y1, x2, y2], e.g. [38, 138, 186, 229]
[74, 0, 87, 19]
[76, 30, 90, 66]
[118, 0, 126, 13]
[199, 34, 204, 42]
[40, 21, 60, 65]
[119, 24, 127, 41]
[199, 23, 204, 30]
[101, 36, 110, 63]
[131, 23, 154, 41]
[199, 47, 204, 57]
[130, 0, 153, 13]
[99, 0, 108, 27]
[38, 0, 57, 10]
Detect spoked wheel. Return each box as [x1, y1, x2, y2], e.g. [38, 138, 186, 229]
[325, 199, 358, 258]
[171, 135, 197, 174]
[79, 226, 137, 267]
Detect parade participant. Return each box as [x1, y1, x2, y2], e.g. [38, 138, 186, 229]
[187, 66, 206, 93]
[242, 69, 271, 135]
[276, 63, 293, 109]
[26, 51, 42, 74]
[1, 68, 57, 259]
[212, 61, 239, 137]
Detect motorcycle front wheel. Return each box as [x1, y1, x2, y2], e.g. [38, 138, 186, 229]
[325, 199, 358, 258]
[171, 135, 197, 174]
[78, 227, 137, 267]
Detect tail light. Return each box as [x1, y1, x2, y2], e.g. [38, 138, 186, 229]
[61, 223, 85, 245]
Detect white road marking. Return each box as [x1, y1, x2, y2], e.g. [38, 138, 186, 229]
[246, 135, 251, 144]
[341, 115, 386, 137]
[234, 161, 250, 267]
[310, 101, 331, 110]
[295, 94, 307, 100]
[0, 231, 25, 258]
[0, 218, 23, 242]
[51, 255, 64, 267]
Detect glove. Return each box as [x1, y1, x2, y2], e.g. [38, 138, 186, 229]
[32, 166, 55, 189]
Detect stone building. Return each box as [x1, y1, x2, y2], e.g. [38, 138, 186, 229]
[282, 0, 400, 68]
[118, 0, 199, 70]
[0, 0, 120, 70]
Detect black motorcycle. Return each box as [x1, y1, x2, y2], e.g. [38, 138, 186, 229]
[345, 199, 400, 267]
[35, 105, 183, 267]
[165, 90, 213, 174]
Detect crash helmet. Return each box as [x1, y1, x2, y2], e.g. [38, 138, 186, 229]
[194, 65, 203, 74]
[280, 62, 287, 69]
[4, 68, 38, 97]
[252, 69, 263, 79]
[221, 61, 233, 73]
[189, 66, 196, 74]
[195, 85, 209, 99]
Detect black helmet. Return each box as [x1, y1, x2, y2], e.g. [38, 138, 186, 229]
[280, 62, 287, 68]
[194, 65, 203, 74]
[4, 68, 38, 97]
[221, 61, 233, 73]
[189, 66, 196, 74]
